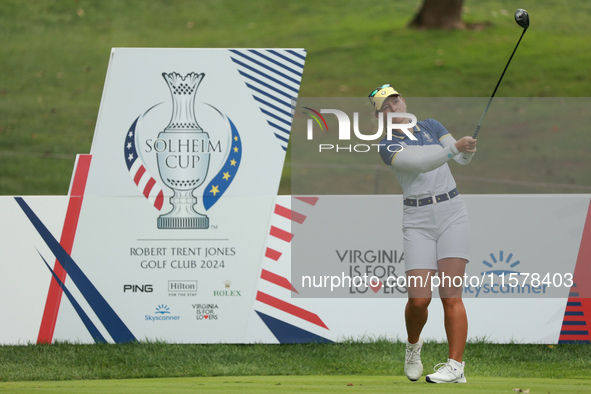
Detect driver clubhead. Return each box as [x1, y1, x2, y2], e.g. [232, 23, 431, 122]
[515, 9, 530, 29]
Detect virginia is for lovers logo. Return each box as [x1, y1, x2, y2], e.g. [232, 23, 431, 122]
[123, 72, 242, 229]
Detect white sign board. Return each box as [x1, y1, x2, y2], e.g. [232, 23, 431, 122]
[1, 48, 589, 345]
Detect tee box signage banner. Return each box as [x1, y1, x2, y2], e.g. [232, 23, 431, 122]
[0, 48, 307, 344]
[1, 49, 590, 345]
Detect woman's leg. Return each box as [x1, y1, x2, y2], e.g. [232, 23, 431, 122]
[405, 269, 436, 343]
[437, 258, 468, 362]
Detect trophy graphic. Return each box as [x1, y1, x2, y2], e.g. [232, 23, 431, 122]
[157, 72, 210, 229]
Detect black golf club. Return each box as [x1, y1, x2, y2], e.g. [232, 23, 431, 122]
[471, 9, 530, 139]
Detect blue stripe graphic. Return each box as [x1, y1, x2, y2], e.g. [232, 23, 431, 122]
[245, 83, 291, 107]
[268, 49, 305, 68]
[253, 96, 292, 118]
[256, 311, 332, 344]
[238, 71, 293, 99]
[248, 50, 302, 76]
[230, 49, 305, 150]
[287, 49, 307, 60]
[231, 58, 299, 94]
[231, 50, 300, 85]
[268, 121, 290, 135]
[262, 108, 291, 126]
[274, 133, 289, 143]
[38, 251, 107, 343]
[559, 340, 591, 344]
[15, 197, 136, 343]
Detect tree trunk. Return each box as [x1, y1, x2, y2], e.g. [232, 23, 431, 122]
[409, 0, 465, 30]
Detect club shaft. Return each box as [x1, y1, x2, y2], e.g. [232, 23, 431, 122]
[473, 27, 528, 139]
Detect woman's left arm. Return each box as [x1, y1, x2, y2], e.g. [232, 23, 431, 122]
[440, 135, 476, 165]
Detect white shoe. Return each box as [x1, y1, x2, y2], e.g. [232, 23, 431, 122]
[426, 358, 467, 383]
[404, 337, 423, 381]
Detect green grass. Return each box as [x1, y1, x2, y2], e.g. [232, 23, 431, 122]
[2, 376, 591, 393]
[1, 0, 591, 195]
[1, 3, 589, 390]
[0, 340, 590, 382]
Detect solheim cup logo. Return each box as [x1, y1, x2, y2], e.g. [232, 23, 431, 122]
[157, 72, 210, 229]
[124, 72, 243, 229]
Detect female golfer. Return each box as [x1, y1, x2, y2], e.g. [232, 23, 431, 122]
[369, 84, 476, 384]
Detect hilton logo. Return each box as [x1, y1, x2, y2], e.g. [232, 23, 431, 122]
[168, 280, 198, 292]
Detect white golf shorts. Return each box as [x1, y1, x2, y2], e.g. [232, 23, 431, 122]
[402, 195, 470, 272]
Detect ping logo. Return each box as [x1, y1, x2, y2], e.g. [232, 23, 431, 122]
[123, 284, 154, 293]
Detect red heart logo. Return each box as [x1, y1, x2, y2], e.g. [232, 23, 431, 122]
[370, 280, 382, 293]
[204, 315, 209, 319]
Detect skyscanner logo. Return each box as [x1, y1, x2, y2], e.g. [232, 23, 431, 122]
[464, 250, 549, 298]
[145, 304, 181, 321]
[303, 107, 416, 153]
[481, 250, 521, 276]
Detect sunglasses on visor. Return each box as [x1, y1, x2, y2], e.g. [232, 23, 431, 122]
[369, 84, 392, 97]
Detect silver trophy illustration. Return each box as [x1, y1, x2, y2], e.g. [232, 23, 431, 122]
[157, 72, 210, 229]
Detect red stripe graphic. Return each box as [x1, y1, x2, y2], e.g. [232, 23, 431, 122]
[256, 291, 328, 329]
[134, 165, 146, 185]
[570, 198, 591, 298]
[559, 334, 589, 341]
[260, 269, 298, 293]
[143, 178, 156, 198]
[559, 197, 591, 343]
[37, 154, 92, 344]
[274, 204, 306, 224]
[270, 225, 293, 243]
[265, 247, 282, 261]
[294, 196, 319, 206]
[560, 300, 591, 342]
[155, 190, 164, 210]
[563, 314, 584, 322]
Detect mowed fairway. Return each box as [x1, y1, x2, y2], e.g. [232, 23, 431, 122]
[2, 376, 591, 393]
[1, 341, 589, 391]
